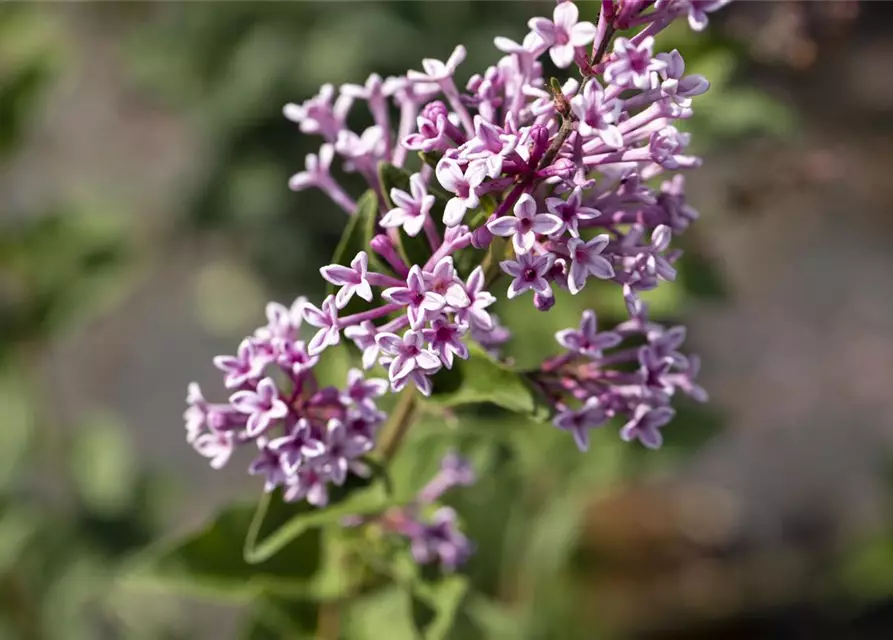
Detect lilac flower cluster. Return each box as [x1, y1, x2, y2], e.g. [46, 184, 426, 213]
[184, 0, 727, 507]
[539, 301, 707, 452]
[184, 298, 389, 506]
[367, 452, 477, 572]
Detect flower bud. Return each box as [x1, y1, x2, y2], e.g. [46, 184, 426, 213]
[471, 224, 494, 249]
[534, 292, 556, 312]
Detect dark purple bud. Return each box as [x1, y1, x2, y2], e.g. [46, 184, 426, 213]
[534, 292, 556, 312]
[471, 224, 494, 249]
[528, 124, 551, 166]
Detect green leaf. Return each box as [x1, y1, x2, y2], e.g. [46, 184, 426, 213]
[128, 492, 322, 602]
[419, 151, 442, 170]
[375, 554, 470, 640]
[240, 593, 319, 639]
[427, 343, 552, 421]
[361, 548, 470, 640]
[239, 615, 282, 640]
[343, 585, 417, 640]
[244, 468, 393, 565]
[0, 505, 39, 574]
[0, 369, 35, 489]
[409, 574, 469, 640]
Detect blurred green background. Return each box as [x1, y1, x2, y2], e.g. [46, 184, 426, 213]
[2, 1, 893, 638]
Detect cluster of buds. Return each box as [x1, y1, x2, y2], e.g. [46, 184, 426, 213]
[347, 452, 477, 572]
[184, 0, 728, 565]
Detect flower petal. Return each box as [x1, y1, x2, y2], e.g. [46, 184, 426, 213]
[486, 216, 518, 237]
[532, 213, 564, 236]
[570, 21, 597, 47]
[550, 43, 575, 69]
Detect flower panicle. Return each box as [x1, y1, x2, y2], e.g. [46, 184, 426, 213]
[185, 0, 729, 568]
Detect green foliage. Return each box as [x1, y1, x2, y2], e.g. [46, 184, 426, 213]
[244, 469, 392, 565]
[132, 496, 322, 602]
[408, 573, 469, 640]
[0, 209, 131, 362]
[0, 4, 60, 158]
[240, 594, 319, 638]
[427, 344, 553, 421]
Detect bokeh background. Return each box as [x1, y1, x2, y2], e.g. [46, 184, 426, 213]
[2, 1, 893, 638]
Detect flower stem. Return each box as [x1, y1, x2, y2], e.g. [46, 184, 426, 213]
[376, 387, 418, 463]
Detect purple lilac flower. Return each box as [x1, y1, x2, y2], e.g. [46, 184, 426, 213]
[620, 405, 675, 450]
[455, 266, 496, 330]
[274, 338, 318, 376]
[486, 193, 562, 254]
[284, 84, 352, 140]
[655, 50, 710, 111]
[656, 0, 731, 32]
[249, 439, 289, 492]
[407, 45, 467, 84]
[553, 398, 609, 452]
[344, 320, 381, 370]
[570, 80, 623, 149]
[303, 295, 341, 355]
[342, 368, 388, 408]
[376, 330, 442, 391]
[268, 419, 326, 474]
[380, 173, 436, 237]
[555, 310, 622, 358]
[320, 251, 374, 309]
[257, 297, 307, 342]
[382, 266, 446, 329]
[436, 158, 487, 227]
[418, 451, 477, 503]
[566, 234, 614, 294]
[185, 293, 391, 505]
[320, 419, 374, 485]
[285, 467, 331, 507]
[183, 382, 207, 443]
[545, 187, 601, 237]
[423, 316, 469, 369]
[424, 257, 470, 308]
[500, 251, 554, 299]
[604, 37, 666, 91]
[230, 377, 289, 438]
[528, 1, 597, 68]
[540, 303, 707, 451]
[193, 430, 234, 470]
[471, 314, 512, 357]
[649, 126, 696, 170]
[408, 507, 474, 572]
[288, 144, 334, 191]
